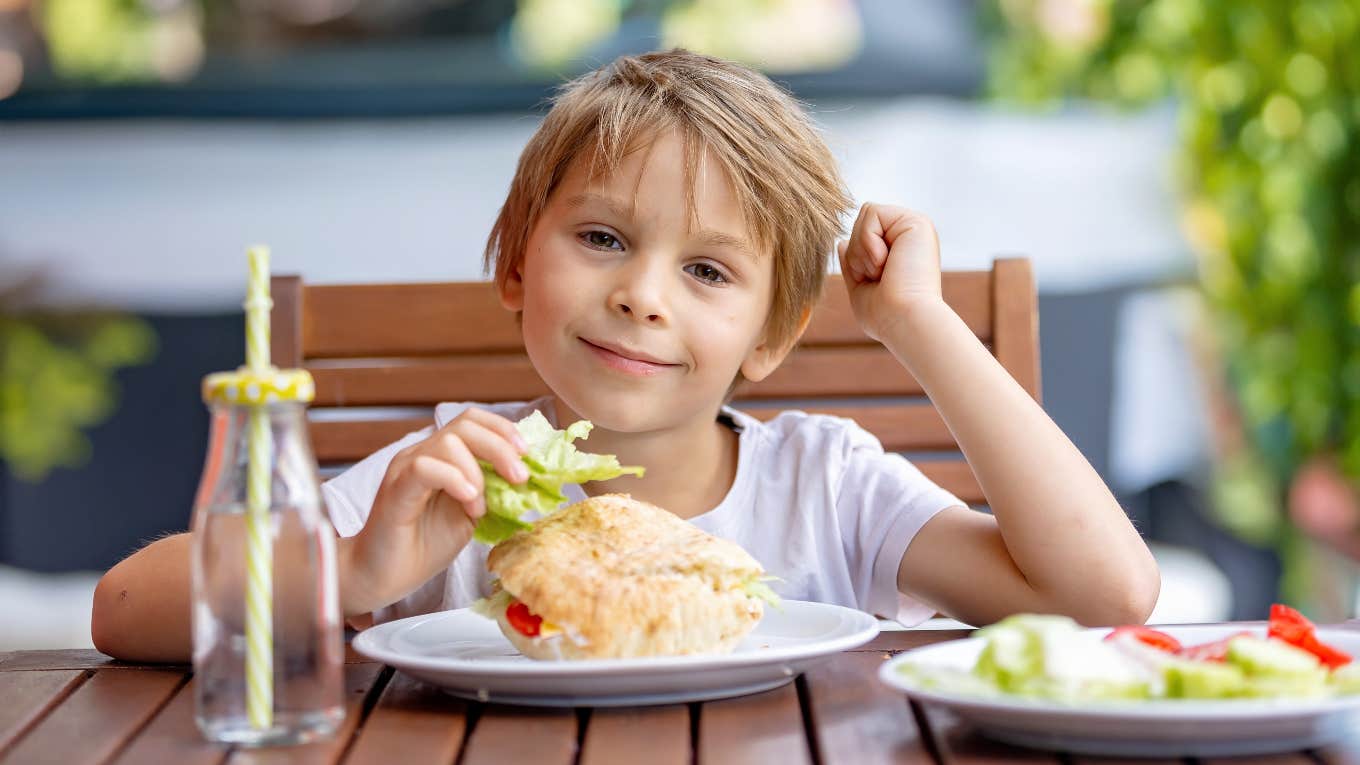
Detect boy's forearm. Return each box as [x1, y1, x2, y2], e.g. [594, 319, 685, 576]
[882, 300, 1159, 618]
[91, 533, 193, 663]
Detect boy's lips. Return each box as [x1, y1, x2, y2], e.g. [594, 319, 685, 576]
[580, 338, 679, 376]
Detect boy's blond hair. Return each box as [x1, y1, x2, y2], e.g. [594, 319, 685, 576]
[484, 49, 852, 351]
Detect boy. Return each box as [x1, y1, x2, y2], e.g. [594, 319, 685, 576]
[92, 50, 1158, 662]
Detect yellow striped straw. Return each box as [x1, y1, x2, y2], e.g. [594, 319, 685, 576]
[244, 245, 274, 731]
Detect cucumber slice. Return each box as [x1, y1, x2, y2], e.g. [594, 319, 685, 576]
[1226, 636, 1326, 679]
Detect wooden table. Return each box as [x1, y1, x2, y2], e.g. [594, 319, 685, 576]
[3, 628, 1358, 764]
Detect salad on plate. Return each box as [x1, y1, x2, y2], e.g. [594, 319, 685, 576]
[897, 604, 1360, 702]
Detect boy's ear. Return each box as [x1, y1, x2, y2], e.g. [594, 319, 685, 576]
[498, 261, 526, 311]
[740, 306, 813, 383]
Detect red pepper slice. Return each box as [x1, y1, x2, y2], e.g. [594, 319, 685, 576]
[1104, 625, 1183, 653]
[505, 601, 543, 637]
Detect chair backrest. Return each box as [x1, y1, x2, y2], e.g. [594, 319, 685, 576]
[271, 257, 1039, 504]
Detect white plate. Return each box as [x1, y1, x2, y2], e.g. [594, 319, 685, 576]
[880, 624, 1360, 757]
[354, 599, 879, 707]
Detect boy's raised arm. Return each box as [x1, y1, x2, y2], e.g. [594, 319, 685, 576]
[838, 203, 1161, 627]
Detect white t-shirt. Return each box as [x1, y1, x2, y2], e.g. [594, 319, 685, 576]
[321, 396, 965, 626]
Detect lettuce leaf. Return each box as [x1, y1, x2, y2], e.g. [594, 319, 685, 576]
[743, 577, 783, 611]
[471, 588, 514, 619]
[472, 411, 645, 545]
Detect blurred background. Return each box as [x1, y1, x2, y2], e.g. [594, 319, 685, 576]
[4, 0, 1358, 649]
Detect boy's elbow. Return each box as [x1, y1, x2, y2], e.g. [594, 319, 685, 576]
[90, 571, 124, 658]
[1085, 561, 1161, 627]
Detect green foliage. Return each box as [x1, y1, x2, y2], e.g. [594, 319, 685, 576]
[0, 311, 156, 481]
[985, 1, 1360, 613]
[984, 0, 1360, 534]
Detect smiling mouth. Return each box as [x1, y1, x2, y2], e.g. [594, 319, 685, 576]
[581, 339, 679, 376]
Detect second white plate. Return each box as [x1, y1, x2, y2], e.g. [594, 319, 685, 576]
[880, 624, 1360, 757]
[353, 599, 879, 707]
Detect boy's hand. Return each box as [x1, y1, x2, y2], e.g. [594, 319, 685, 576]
[342, 408, 529, 616]
[837, 203, 945, 343]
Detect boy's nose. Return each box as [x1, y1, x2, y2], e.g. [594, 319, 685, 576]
[610, 270, 668, 325]
[617, 303, 663, 322]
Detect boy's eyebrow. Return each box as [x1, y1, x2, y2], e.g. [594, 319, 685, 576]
[565, 192, 755, 256]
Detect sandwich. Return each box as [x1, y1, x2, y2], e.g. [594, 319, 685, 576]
[474, 493, 780, 660]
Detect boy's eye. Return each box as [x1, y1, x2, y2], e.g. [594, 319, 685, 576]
[581, 230, 622, 250]
[685, 262, 728, 285]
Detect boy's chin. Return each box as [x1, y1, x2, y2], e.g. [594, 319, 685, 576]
[554, 389, 694, 434]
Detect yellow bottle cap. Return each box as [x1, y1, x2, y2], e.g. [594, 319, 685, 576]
[202, 367, 315, 405]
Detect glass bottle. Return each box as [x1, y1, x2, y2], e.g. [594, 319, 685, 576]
[190, 397, 344, 746]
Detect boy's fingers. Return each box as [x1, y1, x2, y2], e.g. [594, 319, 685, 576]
[423, 433, 486, 519]
[461, 408, 529, 453]
[455, 420, 530, 485]
[409, 455, 483, 518]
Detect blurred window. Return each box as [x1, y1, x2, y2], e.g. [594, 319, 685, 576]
[0, 0, 983, 118]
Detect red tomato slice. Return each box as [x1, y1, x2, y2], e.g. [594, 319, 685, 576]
[1104, 625, 1183, 653]
[1177, 632, 1252, 662]
[1301, 632, 1353, 669]
[1267, 603, 1352, 668]
[1269, 603, 1315, 635]
[506, 601, 543, 637]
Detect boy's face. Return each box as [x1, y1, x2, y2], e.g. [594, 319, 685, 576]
[500, 129, 784, 433]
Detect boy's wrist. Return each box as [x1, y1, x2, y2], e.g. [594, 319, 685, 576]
[335, 534, 388, 617]
[877, 296, 960, 364]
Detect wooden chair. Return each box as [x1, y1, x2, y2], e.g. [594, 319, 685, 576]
[270, 258, 1040, 504]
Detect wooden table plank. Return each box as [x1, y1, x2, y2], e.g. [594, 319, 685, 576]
[3, 667, 185, 765]
[226, 663, 387, 765]
[698, 680, 812, 765]
[579, 705, 690, 765]
[855, 631, 971, 655]
[459, 704, 579, 765]
[0, 649, 126, 672]
[112, 678, 228, 765]
[915, 704, 1058, 765]
[803, 652, 934, 764]
[1202, 751, 1316, 756]
[0, 646, 376, 672]
[1066, 751, 1185, 756]
[1317, 741, 1360, 764]
[0, 669, 88, 755]
[343, 671, 470, 765]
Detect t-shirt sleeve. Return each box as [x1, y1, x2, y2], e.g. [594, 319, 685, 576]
[834, 426, 966, 626]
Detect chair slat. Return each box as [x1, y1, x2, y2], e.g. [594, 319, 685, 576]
[305, 282, 521, 358]
[918, 461, 983, 505]
[271, 275, 304, 368]
[309, 356, 548, 407]
[992, 257, 1041, 401]
[809, 272, 993, 344]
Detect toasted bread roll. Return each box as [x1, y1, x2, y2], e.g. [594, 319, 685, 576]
[485, 494, 767, 659]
